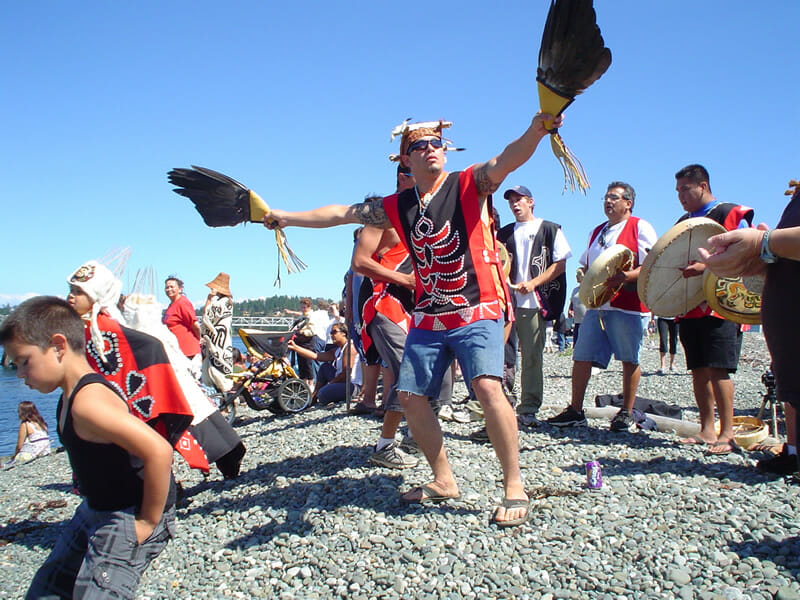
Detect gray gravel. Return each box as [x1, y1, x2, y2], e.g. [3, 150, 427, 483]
[2, 332, 799, 599]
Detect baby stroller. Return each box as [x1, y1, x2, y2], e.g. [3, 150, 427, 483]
[218, 317, 313, 424]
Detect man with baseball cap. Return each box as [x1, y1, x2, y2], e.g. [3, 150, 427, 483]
[497, 185, 571, 427]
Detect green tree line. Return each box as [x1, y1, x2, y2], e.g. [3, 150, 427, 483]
[232, 296, 335, 316]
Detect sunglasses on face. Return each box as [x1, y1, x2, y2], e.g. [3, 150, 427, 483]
[407, 138, 444, 153]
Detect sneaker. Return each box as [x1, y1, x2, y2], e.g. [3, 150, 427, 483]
[546, 406, 587, 427]
[466, 400, 484, 420]
[609, 409, 636, 432]
[438, 405, 455, 421]
[656, 368, 664, 375]
[398, 436, 420, 455]
[757, 447, 800, 475]
[452, 408, 472, 424]
[469, 427, 490, 443]
[517, 413, 542, 428]
[369, 443, 419, 469]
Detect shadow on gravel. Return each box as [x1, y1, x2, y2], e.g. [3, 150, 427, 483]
[559, 453, 769, 485]
[39, 482, 76, 494]
[178, 444, 480, 549]
[527, 425, 677, 450]
[251, 409, 354, 437]
[1, 517, 67, 550]
[728, 535, 800, 582]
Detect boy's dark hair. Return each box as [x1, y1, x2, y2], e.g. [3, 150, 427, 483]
[0, 296, 85, 351]
[675, 164, 711, 192]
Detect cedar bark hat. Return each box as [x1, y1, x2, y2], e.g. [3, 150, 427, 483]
[206, 272, 232, 297]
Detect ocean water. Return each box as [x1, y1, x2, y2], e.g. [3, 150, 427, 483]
[0, 336, 251, 458]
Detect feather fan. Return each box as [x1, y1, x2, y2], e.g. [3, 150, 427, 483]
[168, 166, 306, 285]
[537, 0, 611, 193]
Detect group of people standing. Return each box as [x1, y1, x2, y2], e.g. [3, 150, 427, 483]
[3, 105, 796, 597]
[264, 112, 789, 526]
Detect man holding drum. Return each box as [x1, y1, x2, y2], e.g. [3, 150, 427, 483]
[699, 180, 799, 473]
[547, 182, 657, 431]
[673, 164, 753, 454]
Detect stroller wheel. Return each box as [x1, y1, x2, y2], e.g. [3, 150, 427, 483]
[209, 391, 237, 425]
[277, 378, 312, 413]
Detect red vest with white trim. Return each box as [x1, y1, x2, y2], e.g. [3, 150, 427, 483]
[588, 216, 649, 313]
[677, 202, 754, 319]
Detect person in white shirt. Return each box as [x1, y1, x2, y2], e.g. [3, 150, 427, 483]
[496, 185, 571, 428]
[547, 182, 657, 432]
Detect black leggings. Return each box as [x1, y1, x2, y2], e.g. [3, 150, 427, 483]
[657, 318, 678, 354]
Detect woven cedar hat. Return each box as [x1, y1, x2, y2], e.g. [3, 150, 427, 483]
[206, 272, 232, 297]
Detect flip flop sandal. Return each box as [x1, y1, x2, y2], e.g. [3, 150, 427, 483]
[705, 440, 744, 456]
[677, 435, 708, 446]
[401, 484, 460, 505]
[492, 498, 530, 528]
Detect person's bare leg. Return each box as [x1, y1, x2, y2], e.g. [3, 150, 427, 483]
[621, 362, 641, 412]
[380, 365, 394, 408]
[680, 367, 718, 444]
[707, 368, 736, 453]
[380, 410, 403, 439]
[473, 376, 527, 523]
[659, 351, 667, 371]
[570, 360, 592, 411]
[399, 392, 458, 500]
[359, 364, 380, 408]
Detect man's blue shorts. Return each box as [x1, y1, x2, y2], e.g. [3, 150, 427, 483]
[397, 319, 504, 398]
[572, 309, 646, 367]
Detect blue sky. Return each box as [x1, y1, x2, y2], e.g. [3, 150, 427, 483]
[2, 1, 798, 309]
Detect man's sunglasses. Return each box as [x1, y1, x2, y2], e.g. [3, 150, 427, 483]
[407, 138, 444, 153]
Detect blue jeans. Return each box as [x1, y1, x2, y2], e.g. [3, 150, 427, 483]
[573, 309, 646, 367]
[397, 319, 504, 398]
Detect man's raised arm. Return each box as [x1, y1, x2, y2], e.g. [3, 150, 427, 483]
[265, 198, 391, 230]
[472, 112, 562, 196]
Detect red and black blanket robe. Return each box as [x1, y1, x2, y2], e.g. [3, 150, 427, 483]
[85, 314, 210, 471]
[677, 202, 754, 320]
[360, 241, 415, 354]
[382, 166, 511, 331]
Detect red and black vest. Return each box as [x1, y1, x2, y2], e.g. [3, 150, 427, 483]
[677, 202, 754, 319]
[382, 166, 508, 331]
[360, 241, 414, 353]
[588, 216, 649, 313]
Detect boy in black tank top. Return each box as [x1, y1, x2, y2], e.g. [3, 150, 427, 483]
[0, 296, 175, 599]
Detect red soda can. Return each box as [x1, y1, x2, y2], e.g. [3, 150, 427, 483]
[585, 461, 602, 490]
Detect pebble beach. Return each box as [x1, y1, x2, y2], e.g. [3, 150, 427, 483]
[2, 333, 799, 600]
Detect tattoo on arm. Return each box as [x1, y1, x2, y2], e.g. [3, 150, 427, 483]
[474, 164, 500, 195]
[352, 198, 390, 228]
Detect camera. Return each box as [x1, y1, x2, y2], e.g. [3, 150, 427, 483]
[762, 368, 776, 392]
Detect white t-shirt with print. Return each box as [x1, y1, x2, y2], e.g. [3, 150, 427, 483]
[511, 218, 572, 310]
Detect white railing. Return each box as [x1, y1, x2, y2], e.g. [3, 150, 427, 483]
[231, 316, 295, 329]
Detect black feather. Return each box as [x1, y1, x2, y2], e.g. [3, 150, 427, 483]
[537, 0, 611, 98]
[167, 166, 252, 227]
